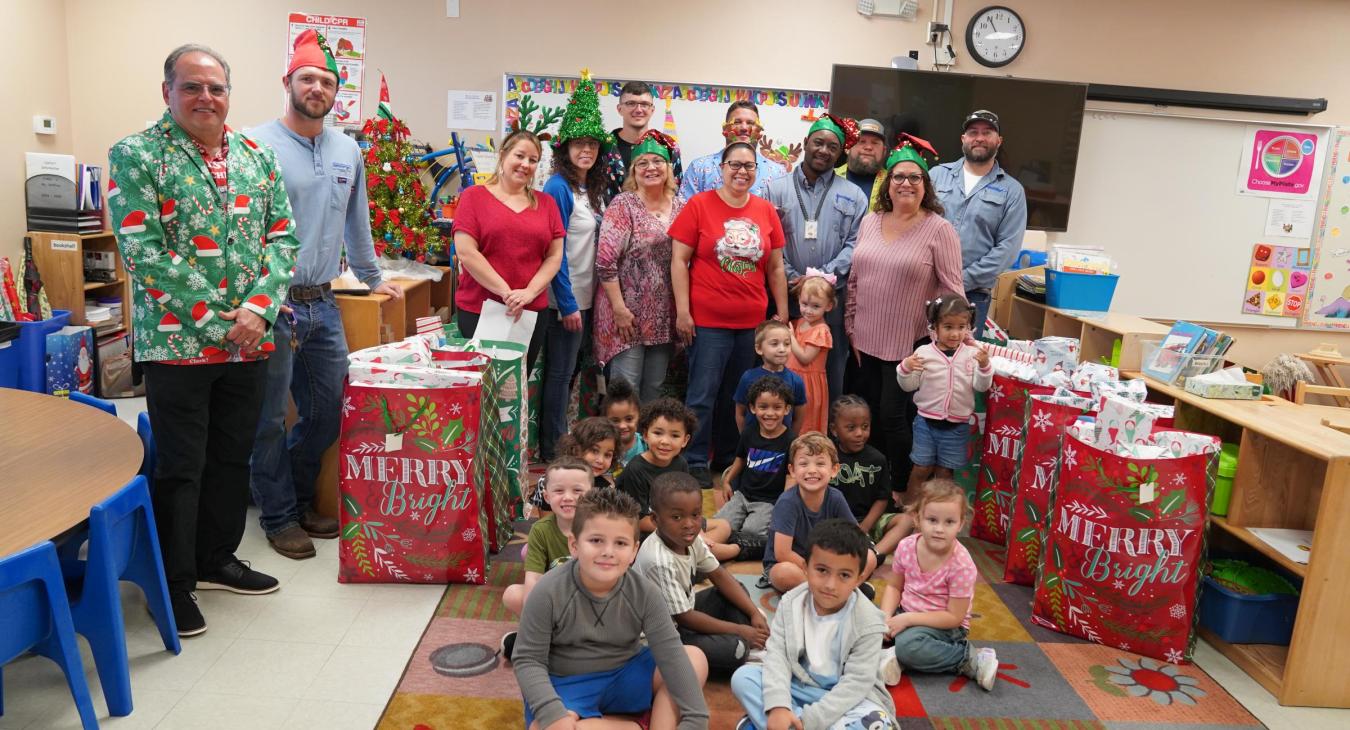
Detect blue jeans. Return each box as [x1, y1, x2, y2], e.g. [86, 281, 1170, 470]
[249, 293, 348, 536]
[892, 624, 970, 674]
[685, 326, 756, 470]
[966, 289, 991, 339]
[606, 343, 674, 404]
[730, 664, 892, 730]
[540, 308, 591, 460]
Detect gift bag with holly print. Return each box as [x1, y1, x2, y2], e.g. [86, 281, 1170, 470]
[1004, 392, 1095, 585]
[1031, 429, 1219, 663]
[953, 389, 987, 504]
[337, 366, 491, 584]
[971, 373, 1055, 544]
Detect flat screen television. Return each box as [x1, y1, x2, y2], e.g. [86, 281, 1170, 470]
[829, 65, 1087, 232]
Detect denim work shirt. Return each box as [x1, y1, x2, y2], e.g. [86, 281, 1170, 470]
[248, 120, 383, 290]
[764, 165, 867, 285]
[930, 158, 1028, 292]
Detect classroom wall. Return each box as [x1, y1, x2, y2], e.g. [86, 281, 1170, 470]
[1, 0, 74, 269]
[11, 0, 1350, 366]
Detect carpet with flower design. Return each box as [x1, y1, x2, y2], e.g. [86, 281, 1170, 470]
[377, 511, 1262, 730]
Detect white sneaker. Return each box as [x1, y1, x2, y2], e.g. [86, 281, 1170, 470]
[879, 650, 903, 686]
[973, 647, 998, 691]
[745, 649, 768, 664]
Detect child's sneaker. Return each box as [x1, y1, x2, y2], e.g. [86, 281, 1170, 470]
[879, 649, 903, 686]
[962, 646, 998, 691]
[858, 581, 877, 602]
[498, 631, 517, 663]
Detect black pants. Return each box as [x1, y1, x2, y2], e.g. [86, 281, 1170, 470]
[847, 351, 915, 492]
[456, 308, 547, 375]
[143, 361, 267, 593]
[680, 584, 755, 673]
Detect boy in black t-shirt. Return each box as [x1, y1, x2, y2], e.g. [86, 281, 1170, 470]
[709, 377, 795, 562]
[617, 398, 696, 535]
[829, 395, 908, 556]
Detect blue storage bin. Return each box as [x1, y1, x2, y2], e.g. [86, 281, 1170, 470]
[12, 310, 71, 393]
[1045, 269, 1119, 312]
[0, 322, 19, 389]
[1198, 576, 1298, 645]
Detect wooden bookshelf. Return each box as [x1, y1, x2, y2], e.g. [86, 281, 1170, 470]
[1135, 373, 1350, 707]
[1005, 294, 1172, 371]
[28, 230, 130, 332]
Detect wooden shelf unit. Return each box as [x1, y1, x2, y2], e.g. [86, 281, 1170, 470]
[332, 277, 431, 352]
[1137, 374, 1350, 707]
[28, 231, 131, 330]
[1006, 295, 1172, 371]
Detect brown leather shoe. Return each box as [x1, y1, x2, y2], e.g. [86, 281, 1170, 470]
[299, 510, 340, 539]
[268, 525, 316, 559]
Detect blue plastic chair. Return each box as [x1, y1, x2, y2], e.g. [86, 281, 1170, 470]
[0, 541, 98, 729]
[135, 412, 154, 480]
[69, 391, 118, 417]
[58, 475, 179, 716]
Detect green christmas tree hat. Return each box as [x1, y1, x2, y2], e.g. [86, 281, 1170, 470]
[553, 68, 613, 150]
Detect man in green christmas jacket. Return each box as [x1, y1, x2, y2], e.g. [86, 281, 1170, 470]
[109, 44, 299, 637]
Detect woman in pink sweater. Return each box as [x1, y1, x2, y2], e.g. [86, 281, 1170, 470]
[845, 134, 964, 501]
[897, 293, 992, 494]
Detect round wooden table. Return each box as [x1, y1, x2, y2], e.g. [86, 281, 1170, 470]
[0, 389, 143, 556]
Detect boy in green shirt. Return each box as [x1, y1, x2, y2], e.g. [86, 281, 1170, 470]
[502, 457, 593, 660]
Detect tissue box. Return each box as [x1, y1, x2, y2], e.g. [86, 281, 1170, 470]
[1184, 378, 1261, 400]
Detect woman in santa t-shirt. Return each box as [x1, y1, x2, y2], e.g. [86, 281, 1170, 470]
[452, 130, 563, 371]
[669, 141, 789, 485]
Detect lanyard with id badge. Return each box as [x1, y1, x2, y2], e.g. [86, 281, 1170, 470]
[793, 172, 834, 240]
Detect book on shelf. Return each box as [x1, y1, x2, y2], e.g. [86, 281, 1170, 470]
[1141, 320, 1232, 382]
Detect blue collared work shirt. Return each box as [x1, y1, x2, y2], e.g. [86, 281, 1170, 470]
[763, 166, 867, 284]
[929, 159, 1028, 292]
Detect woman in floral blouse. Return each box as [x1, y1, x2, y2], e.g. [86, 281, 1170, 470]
[593, 131, 684, 402]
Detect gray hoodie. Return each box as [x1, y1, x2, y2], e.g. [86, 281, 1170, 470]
[762, 583, 895, 730]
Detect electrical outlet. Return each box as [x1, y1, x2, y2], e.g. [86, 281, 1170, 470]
[926, 21, 948, 45]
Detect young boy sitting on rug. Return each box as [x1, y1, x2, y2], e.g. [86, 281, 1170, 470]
[501, 457, 594, 661]
[763, 433, 877, 595]
[731, 519, 896, 730]
[877, 478, 998, 691]
[637, 472, 771, 674]
[708, 376, 797, 564]
[733, 320, 807, 433]
[513, 488, 711, 730]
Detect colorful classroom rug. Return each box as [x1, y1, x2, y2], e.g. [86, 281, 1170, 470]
[377, 509, 1262, 730]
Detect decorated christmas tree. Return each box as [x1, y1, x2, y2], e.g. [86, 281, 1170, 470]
[362, 75, 442, 261]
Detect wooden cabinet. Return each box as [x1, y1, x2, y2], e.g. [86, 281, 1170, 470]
[1006, 295, 1172, 371]
[27, 231, 131, 334]
[333, 278, 431, 352]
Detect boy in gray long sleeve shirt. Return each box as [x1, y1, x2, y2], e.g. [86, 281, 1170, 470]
[513, 489, 709, 730]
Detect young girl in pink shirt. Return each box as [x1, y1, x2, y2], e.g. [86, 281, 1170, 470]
[877, 478, 999, 690]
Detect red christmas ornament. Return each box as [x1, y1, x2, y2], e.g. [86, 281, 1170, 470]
[389, 209, 401, 226]
[373, 208, 385, 227]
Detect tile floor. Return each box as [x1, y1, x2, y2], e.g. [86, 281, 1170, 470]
[2, 398, 1347, 729]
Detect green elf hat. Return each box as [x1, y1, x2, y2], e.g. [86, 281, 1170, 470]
[885, 133, 940, 172]
[630, 130, 677, 163]
[554, 68, 614, 150]
[807, 113, 860, 150]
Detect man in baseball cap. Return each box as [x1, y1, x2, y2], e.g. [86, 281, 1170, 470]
[929, 109, 1027, 337]
[836, 117, 888, 206]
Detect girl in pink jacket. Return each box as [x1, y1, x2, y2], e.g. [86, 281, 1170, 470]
[896, 294, 993, 494]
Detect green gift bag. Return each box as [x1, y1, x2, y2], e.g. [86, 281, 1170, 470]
[954, 389, 987, 504]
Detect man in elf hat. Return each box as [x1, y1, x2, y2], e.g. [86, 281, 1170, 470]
[929, 109, 1027, 336]
[679, 100, 787, 199]
[765, 113, 869, 401]
[247, 29, 402, 560]
[835, 118, 889, 207]
[108, 43, 299, 636]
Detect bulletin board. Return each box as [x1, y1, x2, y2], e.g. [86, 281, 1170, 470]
[501, 72, 829, 170]
[1052, 109, 1334, 328]
[1307, 128, 1350, 330]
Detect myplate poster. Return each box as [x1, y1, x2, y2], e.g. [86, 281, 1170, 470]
[287, 12, 366, 126]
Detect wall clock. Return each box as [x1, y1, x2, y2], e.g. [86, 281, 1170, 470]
[966, 5, 1025, 68]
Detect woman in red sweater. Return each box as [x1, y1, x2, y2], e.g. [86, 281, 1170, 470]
[452, 130, 564, 370]
[670, 141, 789, 484]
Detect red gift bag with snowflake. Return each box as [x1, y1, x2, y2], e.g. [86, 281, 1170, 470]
[337, 374, 491, 585]
[1031, 429, 1219, 663]
[1004, 392, 1095, 585]
[971, 374, 1055, 544]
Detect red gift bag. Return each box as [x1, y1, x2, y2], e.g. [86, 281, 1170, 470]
[971, 374, 1054, 544]
[1031, 430, 1218, 663]
[1004, 393, 1095, 585]
[337, 371, 491, 584]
